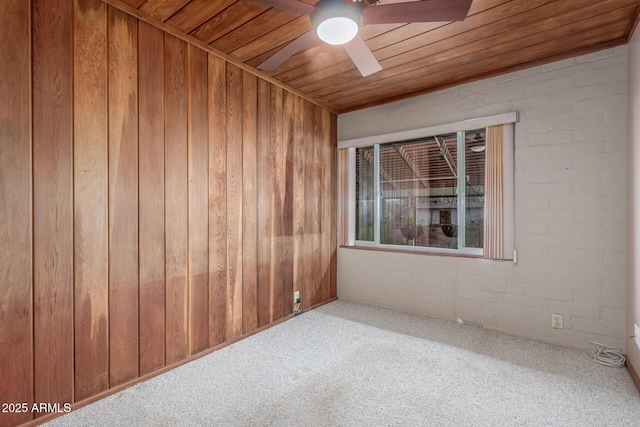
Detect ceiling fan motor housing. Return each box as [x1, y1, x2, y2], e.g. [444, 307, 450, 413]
[311, 0, 364, 35]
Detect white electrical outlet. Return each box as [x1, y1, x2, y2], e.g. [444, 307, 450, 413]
[635, 324, 640, 350]
[294, 291, 300, 304]
[552, 313, 563, 329]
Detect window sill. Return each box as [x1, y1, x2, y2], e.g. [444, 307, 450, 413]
[339, 244, 483, 259]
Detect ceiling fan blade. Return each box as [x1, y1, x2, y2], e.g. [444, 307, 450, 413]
[362, 0, 472, 25]
[258, 30, 316, 71]
[251, 0, 316, 16]
[343, 34, 382, 77]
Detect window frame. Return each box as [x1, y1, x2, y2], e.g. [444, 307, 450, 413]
[339, 112, 518, 258]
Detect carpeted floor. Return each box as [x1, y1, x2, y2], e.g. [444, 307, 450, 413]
[46, 300, 640, 426]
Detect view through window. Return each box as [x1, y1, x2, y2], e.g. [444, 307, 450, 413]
[355, 129, 486, 253]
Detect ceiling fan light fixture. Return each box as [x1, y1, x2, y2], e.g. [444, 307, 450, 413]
[469, 133, 486, 152]
[316, 17, 359, 45]
[311, 0, 363, 46]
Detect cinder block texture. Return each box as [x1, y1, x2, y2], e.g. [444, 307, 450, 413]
[338, 47, 628, 352]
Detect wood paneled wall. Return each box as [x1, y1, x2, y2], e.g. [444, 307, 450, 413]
[0, 1, 336, 425]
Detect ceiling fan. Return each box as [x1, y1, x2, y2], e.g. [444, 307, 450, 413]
[253, 0, 473, 77]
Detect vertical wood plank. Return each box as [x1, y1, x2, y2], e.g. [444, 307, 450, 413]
[310, 104, 323, 306]
[281, 90, 295, 316]
[257, 79, 272, 328]
[138, 21, 165, 375]
[303, 100, 315, 308]
[108, 6, 139, 387]
[187, 44, 209, 355]
[0, 0, 33, 424]
[73, 0, 109, 401]
[329, 113, 338, 298]
[226, 63, 243, 339]
[164, 33, 189, 364]
[321, 108, 333, 302]
[208, 54, 227, 347]
[32, 0, 74, 409]
[242, 70, 258, 334]
[0, 0, 338, 415]
[292, 96, 305, 311]
[270, 85, 285, 322]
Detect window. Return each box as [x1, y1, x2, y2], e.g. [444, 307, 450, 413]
[355, 129, 485, 255]
[355, 146, 374, 241]
[339, 113, 517, 259]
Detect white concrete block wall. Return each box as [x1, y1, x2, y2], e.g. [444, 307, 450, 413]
[627, 27, 640, 374]
[338, 47, 628, 351]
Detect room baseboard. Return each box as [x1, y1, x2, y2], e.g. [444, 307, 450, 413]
[21, 296, 339, 427]
[20, 320, 284, 427]
[627, 358, 640, 393]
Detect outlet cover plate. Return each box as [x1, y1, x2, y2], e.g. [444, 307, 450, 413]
[294, 291, 300, 304]
[635, 324, 640, 350]
[552, 313, 563, 329]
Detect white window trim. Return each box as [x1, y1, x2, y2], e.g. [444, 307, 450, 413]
[338, 112, 519, 149]
[344, 112, 518, 258]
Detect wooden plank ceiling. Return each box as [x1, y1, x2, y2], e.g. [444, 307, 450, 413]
[114, 0, 640, 113]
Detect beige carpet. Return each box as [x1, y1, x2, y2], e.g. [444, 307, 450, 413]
[46, 300, 640, 426]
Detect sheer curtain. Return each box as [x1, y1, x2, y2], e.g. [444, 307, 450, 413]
[483, 124, 505, 259]
[338, 148, 351, 246]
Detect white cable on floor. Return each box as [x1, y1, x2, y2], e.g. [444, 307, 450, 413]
[588, 341, 625, 368]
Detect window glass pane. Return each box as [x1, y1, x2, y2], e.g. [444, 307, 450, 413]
[379, 133, 458, 249]
[465, 129, 485, 248]
[355, 147, 374, 241]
